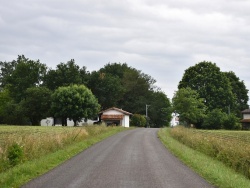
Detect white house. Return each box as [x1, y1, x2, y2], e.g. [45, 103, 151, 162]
[100, 107, 132, 127]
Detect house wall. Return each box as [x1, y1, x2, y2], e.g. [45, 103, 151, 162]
[122, 115, 130, 127]
[243, 114, 250, 119]
[41, 117, 54, 126]
[40, 118, 97, 126]
[103, 110, 123, 115]
[103, 110, 130, 127]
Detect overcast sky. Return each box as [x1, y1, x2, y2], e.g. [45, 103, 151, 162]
[0, 0, 250, 102]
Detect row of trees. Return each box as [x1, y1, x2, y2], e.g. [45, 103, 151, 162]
[0, 55, 172, 127]
[172, 61, 249, 129]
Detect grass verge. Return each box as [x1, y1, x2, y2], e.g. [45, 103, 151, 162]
[0, 126, 128, 188]
[158, 128, 250, 188]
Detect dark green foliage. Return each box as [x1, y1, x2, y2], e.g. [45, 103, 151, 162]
[131, 114, 146, 127]
[51, 85, 100, 126]
[172, 87, 206, 127]
[178, 61, 236, 114]
[2, 101, 28, 125]
[3, 55, 47, 102]
[202, 109, 227, 129]
[87, 71, 124, 110]
[147, 91, 172, 127]
[7, 143, 23, 166]
[224, 71, 249, 117]
[223, 114, 241, 130]
[44, 59, 88, 91]
[21, 87, 52, 125]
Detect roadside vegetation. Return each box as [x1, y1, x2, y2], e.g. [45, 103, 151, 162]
[0, 125, 128, 187]
[158, 127, 250, 188]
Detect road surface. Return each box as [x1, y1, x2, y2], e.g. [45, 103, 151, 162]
[22, 128, 214, 188]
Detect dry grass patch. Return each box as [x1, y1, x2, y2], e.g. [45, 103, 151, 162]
[0, 125, 117, 172]
[170, 126, 250, 179]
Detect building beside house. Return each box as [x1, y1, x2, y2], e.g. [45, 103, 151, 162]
[100, 107, 132, 127]
[40, 107, 132, 127]
[240, 109, 250, 130]
[40, 117, 98, 126]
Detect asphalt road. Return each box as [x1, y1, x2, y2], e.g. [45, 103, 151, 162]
[22, 128, 214, 188]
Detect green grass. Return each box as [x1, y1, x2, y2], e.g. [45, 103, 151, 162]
[0, 125, 129, 188]
[158, 128, 250, 188]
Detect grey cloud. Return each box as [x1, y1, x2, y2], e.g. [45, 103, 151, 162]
[0, 0, 249, 101]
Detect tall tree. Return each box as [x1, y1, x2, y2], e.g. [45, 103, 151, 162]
[20, 87, 52, 125]
[0, 60, 17, 89]
[4, 55, 47, 102]
[87, 71, 124, 110]
[172, 87, 207, 127]
[178, 61, 236, 113]
[224, 71, 249, 116]
[0, 89, 12, 123]
[51, 85, 100, 126]
[147, 91, 172, 127]
[44, 59, 88, 90]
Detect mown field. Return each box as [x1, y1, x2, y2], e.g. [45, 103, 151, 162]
[168, 127, 250, 179]
[0, 125, 128, 187]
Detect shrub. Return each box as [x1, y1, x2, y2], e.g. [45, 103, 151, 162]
[202, 109, 227, 129]
[223, 114, 240, 130]
[130, 114, 146, 127]
[7, 143, 24, 166]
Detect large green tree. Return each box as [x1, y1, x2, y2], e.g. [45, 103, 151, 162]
[224, 71, 249, 116]
[44, 59, 89, 91]
[87, 71, 124, 110]
[0, 89, 12, 123]
[20, 87, 52, 125]
[91, 63, 157, 114]
[51, 85, 100, 126]
[147, 91, 172, 127]
[2, 55, 47, 102]
[172, 87, 207, 127]
[178, 61, 236, 114]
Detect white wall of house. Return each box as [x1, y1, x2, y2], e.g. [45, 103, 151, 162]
[243, 114, 250, 119]
[122, 115, 130, 127]
[103, 110, 121, 115]
[40, 117, 54, 126]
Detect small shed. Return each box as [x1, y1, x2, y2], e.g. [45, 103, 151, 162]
[240, 109, 250, 130]
[100, 107, 132, 127]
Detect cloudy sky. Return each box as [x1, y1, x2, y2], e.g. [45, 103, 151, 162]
[0, 0, 250, 101]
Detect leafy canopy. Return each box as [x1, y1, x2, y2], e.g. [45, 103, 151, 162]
[51, 85, 100, 126]
[172, 87, 206, 127]
[178, 61, 236, 114]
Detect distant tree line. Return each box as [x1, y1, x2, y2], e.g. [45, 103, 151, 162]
[0, 55, 172, 127]
[172, 61, 249, 129]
